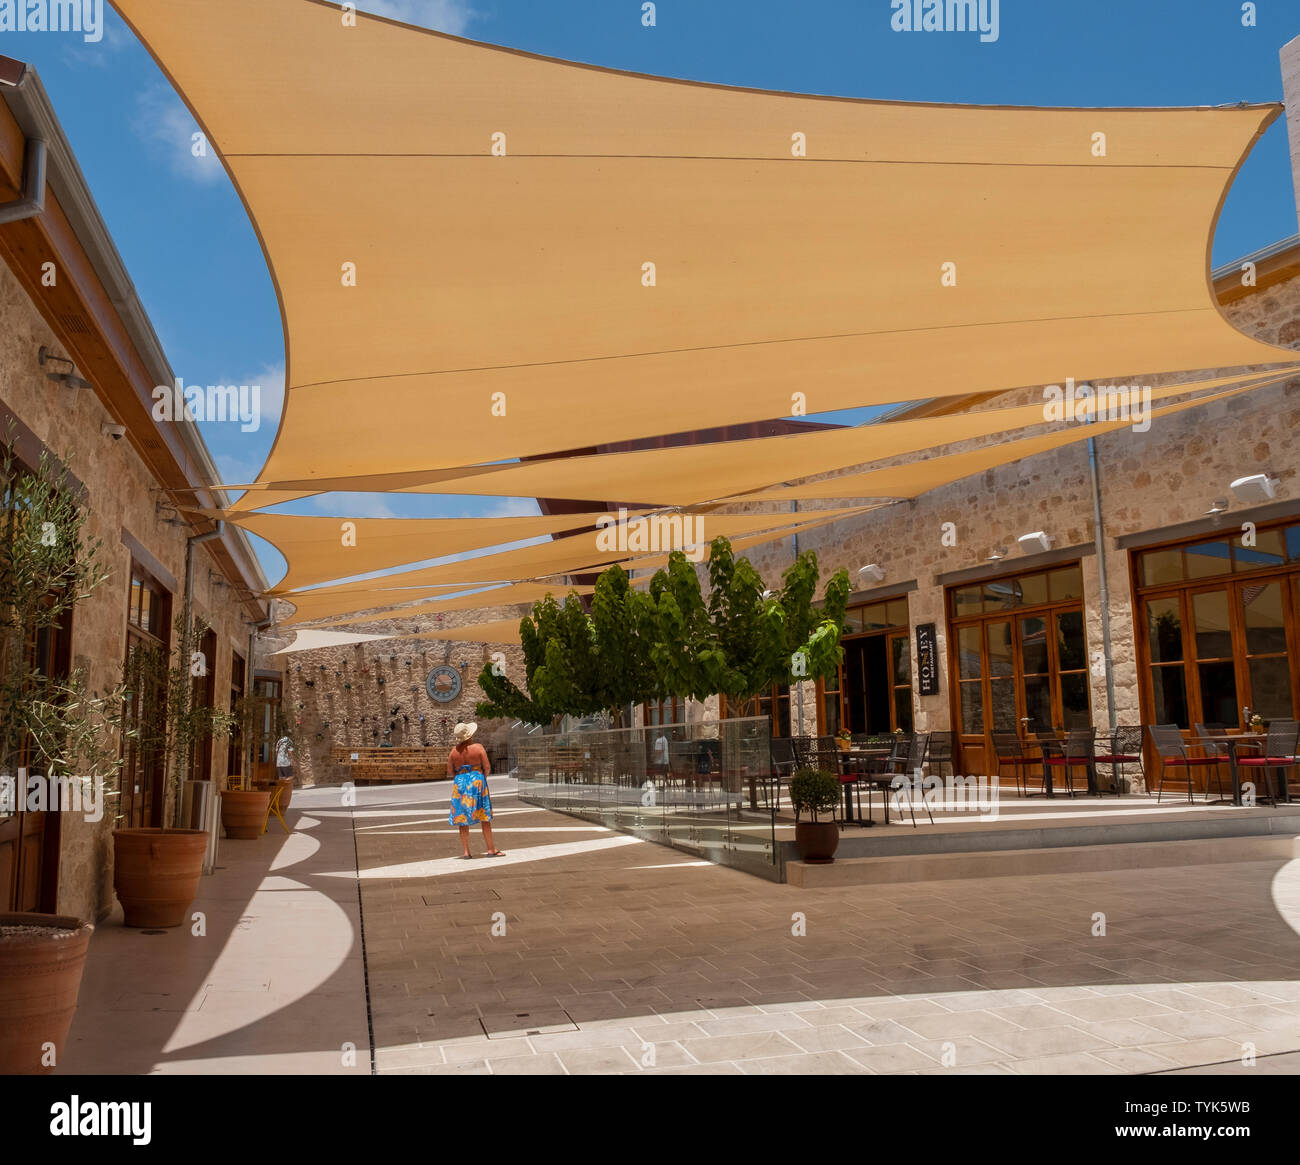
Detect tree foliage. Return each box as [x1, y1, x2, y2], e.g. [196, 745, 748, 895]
[475, 535, 851, 724]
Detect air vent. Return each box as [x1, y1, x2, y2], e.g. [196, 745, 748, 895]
[55, 311, 92, 337]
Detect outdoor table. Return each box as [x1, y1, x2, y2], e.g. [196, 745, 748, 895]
[1030, 735, 1100, 798]
[841, 747, 894, 826]
[1196, 733, 1266, 806]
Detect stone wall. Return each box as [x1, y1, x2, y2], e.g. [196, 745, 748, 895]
[0, 258, 271, 922]
[280, 608, 527, 786]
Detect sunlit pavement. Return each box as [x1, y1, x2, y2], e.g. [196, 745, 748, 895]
[62, 779, 1300, 1075]
[354, 778, 1300, 1075]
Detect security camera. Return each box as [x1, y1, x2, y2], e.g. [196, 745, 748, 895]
[100, 422, 126, 440]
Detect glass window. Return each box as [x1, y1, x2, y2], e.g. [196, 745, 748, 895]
[959, 682, 984, 734]
[1147, 597, 1184, 663]
[1198, 661, 1238, 728]
[1233, 529, 1286, 572]
[1242, 582, 1287, 655]
[989, 677, 1018, 733]
[982, 580, 1017, 611]
[1287, 525, 1300, 563]
[886, 598, 909, 627]
[1056, 610, 1087, 671]
[1185, 540, 1232, 579]
[952, 586, 983, 617]
[1060, 673, 1091, 730]
[1192, 590, 1233, 659]
[139, 583, 152, 634]
[957, 626, 982, 680]
[1248, 657, 1292, 721]
[859, 602, 890, 632]
[841, 607, 864, 634]
[1151, 665, 1189, 728]
[1141, 548, 1184, 587]
[1020, 615, 1049, 676]
[1018, 572, 1049, 606]
[986, 620, 1013, 678]
[891, 636, 911, 686]
[1048, 566, 1084, 602]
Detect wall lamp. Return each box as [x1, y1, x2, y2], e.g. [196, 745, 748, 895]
[1230, 474, 1279, 504]
[857, 564, 886, 583]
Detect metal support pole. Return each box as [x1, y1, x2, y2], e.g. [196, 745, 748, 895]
[1087, 433, 1118, 736]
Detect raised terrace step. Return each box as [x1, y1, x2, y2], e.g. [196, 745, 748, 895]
[787, 833, 1300, 887]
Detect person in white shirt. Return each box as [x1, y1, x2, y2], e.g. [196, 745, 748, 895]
[275, 735, 294, 780]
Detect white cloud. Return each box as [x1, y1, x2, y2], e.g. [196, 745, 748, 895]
[133, 84, 225, 184]
[354, 0, 477, 35]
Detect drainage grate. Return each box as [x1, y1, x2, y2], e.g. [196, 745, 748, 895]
[422, 887, 502, 906]
[479, 1009, 578, 1038]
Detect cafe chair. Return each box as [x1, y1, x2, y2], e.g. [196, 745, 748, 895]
[1148, 724, 1222, 803]
[1234, 719, 1300, 805]
[1094, 725, 1144, 795]
[1040, 728, 1096, 798]
[927, 731, 954, 780]
[769, 737, 798, 815]
[888, 732, 933, 826]
[991, 732, 1036, 797]
[1194, 723, 1232, 801]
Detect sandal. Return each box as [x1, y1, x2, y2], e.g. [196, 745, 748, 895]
[484, 850, 506, 857]
[457, 853, 475, 860]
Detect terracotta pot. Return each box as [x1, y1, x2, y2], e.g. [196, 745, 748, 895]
[112, 828, 208, 929]
[221, 789, 271, 840]
[794, 820, 840, 864]
[254, 778, 293, 814]
[0, 912, 93, 1074]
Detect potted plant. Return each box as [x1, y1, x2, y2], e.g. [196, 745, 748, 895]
[114, 614, 238, 926]
[237, 694, 294, 813]
[0, 440, 120, 1071]
[835, 728, 852, 752]
[788, 768, 842, 864]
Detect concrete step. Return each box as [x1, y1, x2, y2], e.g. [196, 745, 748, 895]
[786, 833, 1300, 887]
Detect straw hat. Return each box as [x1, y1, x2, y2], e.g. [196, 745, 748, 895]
[452, 722, 478, 745]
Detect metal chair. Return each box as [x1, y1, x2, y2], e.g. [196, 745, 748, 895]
[1040, 728, 1096, 798]
[1094, 725, 1144, 795]
[1194, 722, 1233, 800]
[769, 737, 797, 815]
[887, 732, 933, 826]
[1234, 719, 1300, 804]
[1148, 724, 1223, 803]
[927, 731, 955, 781]
[991, 732, 1036, 797]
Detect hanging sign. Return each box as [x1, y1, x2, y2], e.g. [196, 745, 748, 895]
[916, 623, 940, 696]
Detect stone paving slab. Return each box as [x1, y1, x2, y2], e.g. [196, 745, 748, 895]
[355, 778, 1300, 1075]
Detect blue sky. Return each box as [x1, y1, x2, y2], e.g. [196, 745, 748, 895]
[3, 0, 1297, 584]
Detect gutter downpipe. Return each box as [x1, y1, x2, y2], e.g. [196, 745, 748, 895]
[178, 522, 224, 828]
[1087, 427, 1119, 742]
[792, 499, 804, 737]
[0, 135, 46, 224]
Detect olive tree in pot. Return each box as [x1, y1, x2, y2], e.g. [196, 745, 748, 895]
[788, 768, 842, 864]
[114, 614, 237, 926]
[0, 440, 122, 1073]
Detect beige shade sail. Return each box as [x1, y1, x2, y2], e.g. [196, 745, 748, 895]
[745, 376, 1290, 502]
[283, 508, 869, 598]
[300, 582, 596, 630]
[267, 628, 395, 655]
[234, 509, 641, 593]
[113, 0, 1297, 495]
[271, 584, 468, 626]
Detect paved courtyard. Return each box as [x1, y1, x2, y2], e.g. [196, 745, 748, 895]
[64, 778, 1300, 1075]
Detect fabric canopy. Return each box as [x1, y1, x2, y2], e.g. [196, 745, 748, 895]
[233, 509, 642, 593]
[227, 371, 1274, 508]
[267, 628, 394, 655]
[113, 0, 1297, 500]
[282, 507, 869, 598]
[295, 582, 596, 630]
[747, 376, 1289, 501]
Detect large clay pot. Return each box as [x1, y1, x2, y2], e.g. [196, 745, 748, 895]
[112, 828, 208, 928]
[794, 821, 840, 864]
[0, 912, 93, 1074]
[254, 778, 293, 814]
[221, 789, 271, 840]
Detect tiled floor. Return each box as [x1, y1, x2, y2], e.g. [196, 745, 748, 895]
[61, 777, 1300, 1074]
[353, 777, 1300, 1075]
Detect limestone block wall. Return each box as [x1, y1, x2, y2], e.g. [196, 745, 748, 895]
[1, 259, 270, 921]
[279, 607, 528, 786]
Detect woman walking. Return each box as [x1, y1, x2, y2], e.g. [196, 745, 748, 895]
[447, 722, 504, 859]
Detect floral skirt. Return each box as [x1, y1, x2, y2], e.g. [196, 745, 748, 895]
[449, 768, 492, 826]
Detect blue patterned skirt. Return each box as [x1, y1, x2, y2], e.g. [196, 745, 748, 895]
[449, 765, 492, 826]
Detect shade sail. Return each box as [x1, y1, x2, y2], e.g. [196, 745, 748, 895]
[112, 0, 1297, 496]
[283, 508, 869, 598]
[268, 628, 394, 655]
[297, 582, 596, 629]
[227, 371, 1271, 507]
[233, 509, 641, 593]
[746, 376, 1290, 501]
[271, 584, 467, 626]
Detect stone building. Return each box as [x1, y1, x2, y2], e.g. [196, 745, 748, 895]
[0, 59, 276, 921]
